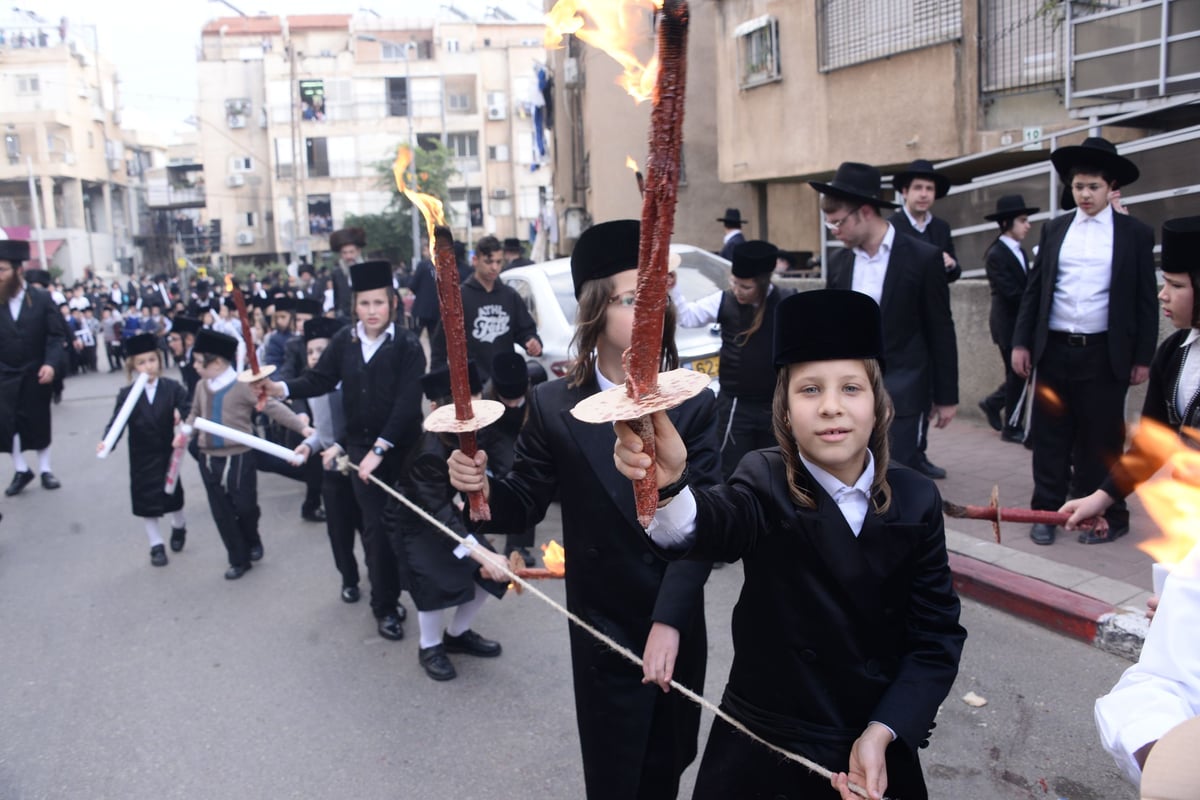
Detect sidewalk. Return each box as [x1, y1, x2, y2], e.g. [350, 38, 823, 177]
[929, 415, 1155, 661]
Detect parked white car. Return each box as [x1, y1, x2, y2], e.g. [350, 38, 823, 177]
[499, 244, 728, 388]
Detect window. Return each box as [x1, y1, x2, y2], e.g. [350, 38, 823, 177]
[816, 0, 961, 73]
[17, 75, 40, 94]
[244, 212, 258, 228]
[382, 41, 413, 61]
[449, 187, 483, 227]
[229, 156, 254, 172]
[306, 137, 329, 177]
[300, 79, 326, 122]
[447, 132, 478, 158]
[308, 194, 332, 236]
[417, 132, 442, 151]
[387, 77, 409, 117]
[488, 144, 510, 162]
[225, 97, 251, 129]
[4, 131, 19, 165]
[445, 38, 460, 53]
[275, 137, 294, 179]
[736, 17, 782, 88]
[447, 92, 471, 112]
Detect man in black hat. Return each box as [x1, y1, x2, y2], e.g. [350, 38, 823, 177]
[814, 162, 959, 473]
[187, 279, 219, 318]
[501, 237, 534, 270]
[405, 234, 440, 340]
[0, 238, 66, 495]
[328, 226, 367, 320]
[1012, 136, 1157, 546]
[717, 208, 747, 260]
[980, 195, 1040, 444]
[167, 315, 203, 403]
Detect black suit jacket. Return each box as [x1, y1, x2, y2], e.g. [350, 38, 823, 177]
[719, 230, 746, 261]
[983, 238, 1028, 349]
[1012, 211, 1157, 381]
[888, 211, 961, 283]
[825, 232, 959, 415]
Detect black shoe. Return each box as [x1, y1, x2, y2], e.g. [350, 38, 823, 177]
[170, 527, 186, 552]
[914, 456, 947, 480]
[40, 472, 61, 490]
[52, 391, 62, 405]
[978, 399, 1003, 432]
[1001, 426, 1025, 444]
[341, 585, 360, 603]
[1030, 523, 1057, 545]
[301, 507, 326, 523]
[377, 614, 404, 641]
[443, 629, 502, 658]
[5, 470, 34, 497]
[150, 544, 168, 567]
[225, 563, 253, 580]
[248, 544, 263, 562]
[1078, 521, 1130, 545]
[418, 645, 457, 681]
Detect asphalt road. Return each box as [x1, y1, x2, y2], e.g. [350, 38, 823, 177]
[0, 369, 1140, 799]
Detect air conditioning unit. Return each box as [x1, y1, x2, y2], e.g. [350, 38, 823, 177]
[487, 105, 506, 121]
[563, 57, 579, 87]
[235, 231, 255, 246]
[226, 174, 245, 188]
[490, 188, 510, 200]
[228, 114, 246, 129]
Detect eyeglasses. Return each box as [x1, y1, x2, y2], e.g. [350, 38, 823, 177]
[823, 206, 862, 232]
[607, 292, 637, 308]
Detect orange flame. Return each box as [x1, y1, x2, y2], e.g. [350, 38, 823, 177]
[544, 0, 663, 103]
[392, 144, 445, 259]
[1036, 384, 1065, 415]
[541, 540, 566, 576]
[626, 155, 639, 172]
[1131, 420, 1200, 566]
[224, 274, 234, 293]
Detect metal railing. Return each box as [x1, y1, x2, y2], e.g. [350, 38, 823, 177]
[980, 0, 1065, 94]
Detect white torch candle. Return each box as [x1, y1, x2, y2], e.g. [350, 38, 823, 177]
[192, 417, 305, 466]
[1152, 562, 1172, 597]
[97, 371, 150, 459]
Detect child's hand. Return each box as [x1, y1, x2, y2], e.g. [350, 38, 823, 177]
[174, 409, 181, 425]
[641, 622, 680, 693]
[447, 449, 490, 497]
[358, 450, 382, 483]
[831, 723, 892, 800]
[613, 411, 687, 488]
[296, 413, 310, 427]
[473, 549, 510, 583]
[1059, 490, 1113, 530]
[300, 425, 315, 438]
[320, 445, 343, 470]
[172, 433, 187, 449]
[294, 443, 312, 462]
[1147, 594, 1159, 622]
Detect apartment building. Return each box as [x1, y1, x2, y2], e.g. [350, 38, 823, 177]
[197, 9, 551, 268]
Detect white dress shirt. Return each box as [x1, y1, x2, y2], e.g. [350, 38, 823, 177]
[850, 223, 896, 306]
[7, 285, 25, 320]
[1176, 329, 1200, 419]
[206, 366, 238, 393]
[1049, 205, 1114, 334]
[356, 321, 395, 363]
[144, 378, 158, 406]
[999, 234, 1027, 272]
[903, 205, 930, 234]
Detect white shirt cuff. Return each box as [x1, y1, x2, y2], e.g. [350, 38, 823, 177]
[645, 487, 698, 549]
[452, 534, 479, 559]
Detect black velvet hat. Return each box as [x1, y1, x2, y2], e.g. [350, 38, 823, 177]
[294, 298, 322, 316]
[717, 208, 747, 227]
[893, 159, 951, 199]
[571, 219, 640, 299]
[171, 316, 202, 336]
[1050, 136, 1139, 188]
[329, 227, 366, 251]
[502, 237, 524, 253]
[1161, 216, 1200, 276]
[303, 317, 345, 342]
[124, 333, 160, 358]
[731, 240, 779, 279]
[196, 279, 211, 292]
[421, 361, 482, 402]
[224, 296, 239, 311]
[808, 162, 900, 209]
[984, 194, 1040, 222]
[773, 289, 885, 370]
[272, 296, 295, 313]
[491, 352, 529, 399]
[0, 239, 31, 264]
[350, 261, 393, 293]
[24, 269, 52, 287]
[193, 329, 239, 363]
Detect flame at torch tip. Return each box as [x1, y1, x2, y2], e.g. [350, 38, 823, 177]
[224, 274, 234, 292]
[544, 0, 663, 103]
[626, 155, 639, 172]
[541, 540, 565, 576]
[1131, 419, 1200, 566]
[392, 145, 446, 260]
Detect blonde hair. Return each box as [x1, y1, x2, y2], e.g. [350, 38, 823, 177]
[124, 349, 164, 383]
[771, 358, 893, 512]
[734, 272, 774, 347]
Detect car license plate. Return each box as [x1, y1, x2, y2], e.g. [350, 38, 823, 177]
[687, 356, 719, 376]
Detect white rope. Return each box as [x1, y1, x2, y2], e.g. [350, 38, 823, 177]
[338, 456, 883, 799]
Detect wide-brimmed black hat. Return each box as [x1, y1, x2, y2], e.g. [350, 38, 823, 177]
[297, 262, 315, 276]
[294, 298, 322, 316]
[350, 261, 393, 293]
[774, 289, 885, 371]
[24, 269, 52, 287]
[1161, 216, 1200, 276]
[271, 296, 295, 313]
[502, 237, 524, 253]
[808, 163, 900, 209]
[193, 329, 239, 363]
[731, 240, 779, 279]
[303, 317, 345, 342]
[224, 296, 239, 311]
[421, 361, 482, 402]
[171, 316, 202, 336]
[717, 208, 747, 227]
[984, 194, 1041, 222]
[329, 227, 366, 251]
[893, 159, 951, 199]
[1050, 136, 1139, 187]
[571, 219, 640, 299]
[124, 333, 160, 358]
[491, 352, 529, 399]
[0, 239, 31, 264]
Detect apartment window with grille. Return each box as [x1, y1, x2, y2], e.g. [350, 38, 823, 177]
[17, 74, 40, 94]
[230, 156, 254, 172]
[736, 17, 782, 89]
[816, 0, 962, 73]
[387, 77, 409, 116]
[445, 38, 460, 53]
[448, 93, 471, 112]
[447, 132, 478, 158]
[980, 0, 1064, 93]
[306, 137, 330, 178]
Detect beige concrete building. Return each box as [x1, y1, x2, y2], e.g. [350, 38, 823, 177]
[196, 10, 552, 268]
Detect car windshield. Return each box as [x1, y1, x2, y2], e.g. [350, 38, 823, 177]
[548, 269, 580, 324]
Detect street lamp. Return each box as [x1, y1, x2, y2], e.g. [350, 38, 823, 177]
[357, 33, 421, 265]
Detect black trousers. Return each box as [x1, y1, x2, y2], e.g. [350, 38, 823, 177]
[889, 414, 923, 470]
[196, 452, 260, 568]
[716, 394, 774, 482]
[1030, 334, 1129, 523]
[347, 444, 404, 618]
[983, 343, 1027, 429]
[321, 467, 362, 589]
[254, 451, 323, 512]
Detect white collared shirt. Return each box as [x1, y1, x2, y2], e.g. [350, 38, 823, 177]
[1177, 329, 1200, 419]
[144, 378, 158, 406]
[723, 229, 741, 245]
[999, 234, 1027, 272]
[798, 450, 875, 537]
[903, 205, 930, 234]
[7, 284, 25, 320]
[206, 365, 238, 393]
[356, 321, 395, 363]
[1049, 205, 1114, 334]
[850, 223, 896, 305]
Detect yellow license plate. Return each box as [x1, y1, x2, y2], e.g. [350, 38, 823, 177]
[689, 357, 719, 376]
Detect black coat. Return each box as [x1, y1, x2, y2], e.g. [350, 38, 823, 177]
[719, 231, 745, 261]
[406, 258, 440, 321]
[0, 286, 65, 452]
[104, 377, 190, 517]
[1013, 211, 1157, 380]
[430, 276, 541, 383]
[983, 238, 1028, 349]
[888, 211, 961, 282]
[825, 233, 959, 415]
[330, 264, 353, 321]
[683, 451, 965, 792]
[477, 376, 721, 799]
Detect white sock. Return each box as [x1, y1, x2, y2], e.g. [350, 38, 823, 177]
[447, 586, 488, 637]
[169, 511, 186, 529]
[11, 436, 28, 472]
[37, 448, 52, 474]
[144, 518, 165, 548]
[418, 610, 445, 649]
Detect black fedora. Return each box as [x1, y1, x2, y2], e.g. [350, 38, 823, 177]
[0, 239, 31, 264]
[1161, 216, 1200, 276]
[893, 159, 951, 199]
[984, 194, 1040, 222]
[1050, 136, 1139, 187]
[808, 162, 900, 209]
[717, 208, 748, 227]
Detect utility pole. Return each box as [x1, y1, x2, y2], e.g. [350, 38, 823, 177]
[26, 156, 47, 271]
[287, 21, 307, 264]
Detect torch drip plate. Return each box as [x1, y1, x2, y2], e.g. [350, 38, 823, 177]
[570, 368, 712, 424]
[423, 399, 506, 433]
[237, 364, 277, 383]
